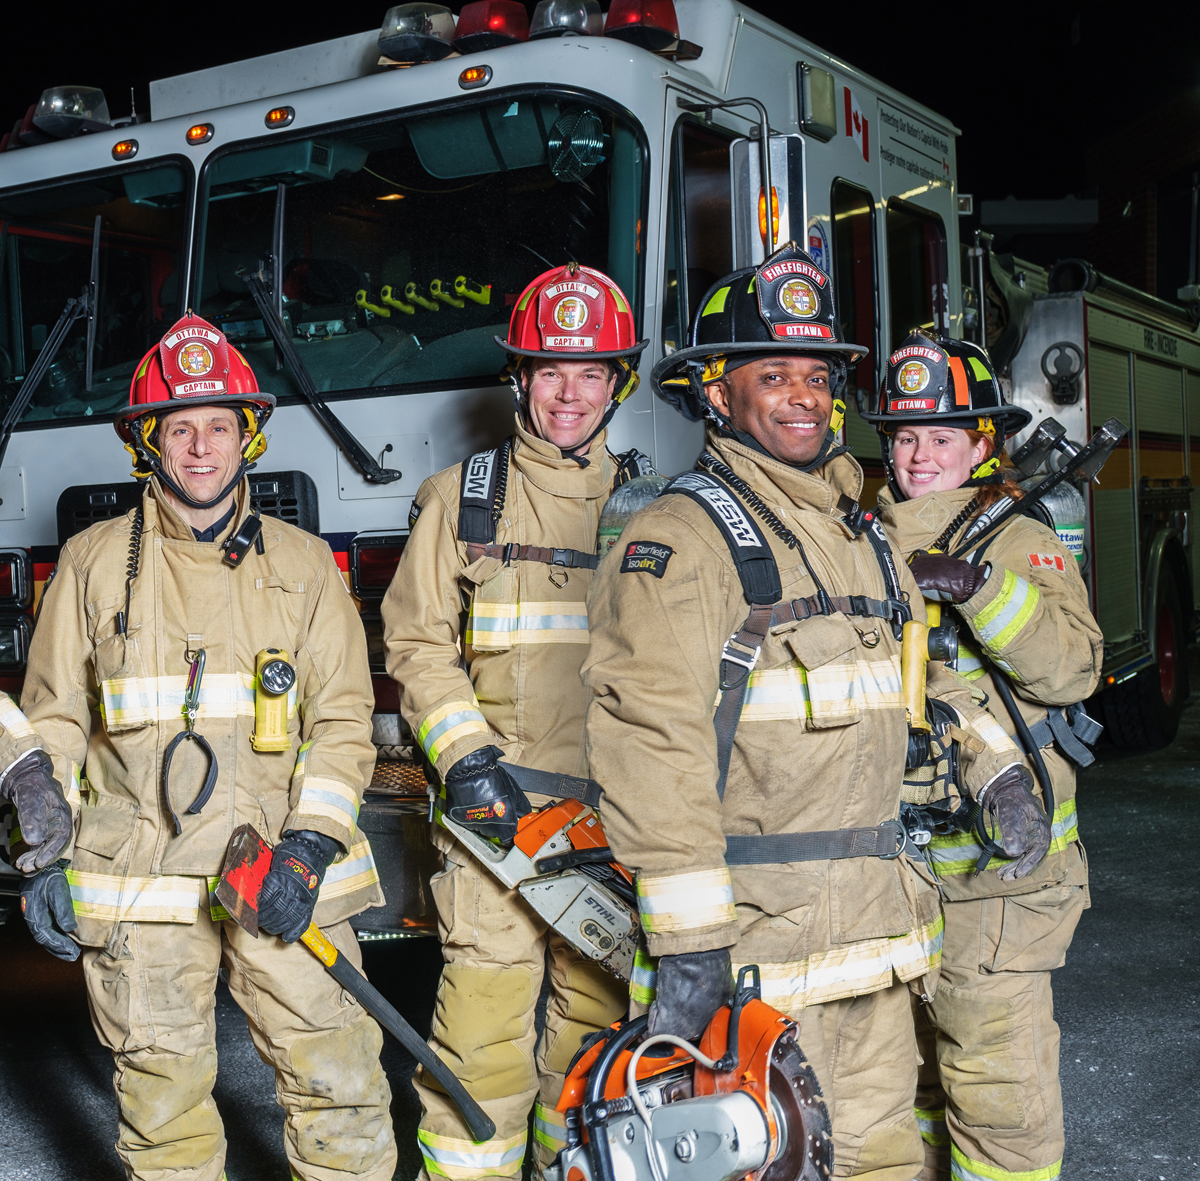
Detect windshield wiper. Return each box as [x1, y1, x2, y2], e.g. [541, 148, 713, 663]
[242, 265, 402, 485]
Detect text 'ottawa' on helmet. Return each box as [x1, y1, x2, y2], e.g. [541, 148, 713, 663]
[116, 312, 276, 507]
[649, 241, 870, 424]
[494, 260, 649, 444]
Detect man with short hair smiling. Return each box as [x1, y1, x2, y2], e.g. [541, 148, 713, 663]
[18, 313, 396, 1181]
[384, 262, 651, 1181]
[583, 244, 1015, 1181]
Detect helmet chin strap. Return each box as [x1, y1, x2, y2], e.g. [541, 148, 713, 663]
[152, 458, 248, 512]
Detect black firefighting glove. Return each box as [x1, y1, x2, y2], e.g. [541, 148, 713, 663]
[648, 949, 734, 1043]
[21, 860, 79, 962]
[257, 830, 340, 943]
[908, 553, 990, 604]
[1, 750, 73, 873]
[443, 746, 531, 843]
[979, 765, 1052, 881]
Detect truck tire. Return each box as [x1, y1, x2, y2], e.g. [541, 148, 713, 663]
[1101, 574, 1186, 749]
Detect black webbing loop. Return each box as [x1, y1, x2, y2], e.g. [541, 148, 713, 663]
[713, 602, 774, 801]
[724, 819, 907, 864]
[161, 730, 219, 835]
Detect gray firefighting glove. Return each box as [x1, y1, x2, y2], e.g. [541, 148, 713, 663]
[979, 765, 1052, 881]
[21, 860, 80, 962]
[648, 949, 734, 1043]
[1, 750, 73, 872]
[257, 830, 340, 943]
[908, 553, 990, 604]
[443, 746, 531, 843]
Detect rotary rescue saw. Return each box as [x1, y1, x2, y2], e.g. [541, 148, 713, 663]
[437, 761, 639, 979]
[546, 967, 833, 1181]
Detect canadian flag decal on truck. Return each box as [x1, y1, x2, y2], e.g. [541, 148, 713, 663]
[844, 87, 869, 162]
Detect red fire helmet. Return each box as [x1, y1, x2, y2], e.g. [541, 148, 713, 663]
[495, 262, 648, 362]
[115, 312, 275, 445]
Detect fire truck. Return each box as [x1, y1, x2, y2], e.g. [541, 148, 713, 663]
[0, 0, 1191, 921]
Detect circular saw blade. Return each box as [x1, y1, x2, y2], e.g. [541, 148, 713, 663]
[761, 1034, 833, 1181]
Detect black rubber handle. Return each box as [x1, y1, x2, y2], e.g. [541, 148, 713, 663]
[326, 951, 496, 1142]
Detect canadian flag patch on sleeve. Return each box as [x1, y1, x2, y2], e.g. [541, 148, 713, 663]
[620, 541, 674, 578]
[1028, 552, 1066, 572]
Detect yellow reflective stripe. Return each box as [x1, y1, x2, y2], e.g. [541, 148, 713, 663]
[629, 943, 657, 1005]
[636, 867, 735, 934]
[295, 777, 361, 828]
[418, 1128, 527, 1180]
[206, 877, 232, 922]
[738, 914, 943, 1010]
[929, 797, 1078, 875]
[532, 1103, 566, 1151]
[291, 739, 314, 778]
[974, 569, 1040, 652]
[66, 762, 82, 809]
[100, 672, 296, 727]
[0, 695, 37, 741]
[915, 1105, 949, 1147]
[951, 1145, 1061, 1181]
[318, 836, 380, 900]
[741, 655, 902, 721]
[466, 600, 589, 648]
[962, 710, 1019, 758]
[418, 699, 491, 763]
[702, 286, 730, 316]
[67, 870, 202, 923]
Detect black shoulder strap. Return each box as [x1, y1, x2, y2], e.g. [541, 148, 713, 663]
[457, 438, 511, 545]
[663, 471, 781, 604]
[662, 471, 781, 800]
[843, 499, 911, 639]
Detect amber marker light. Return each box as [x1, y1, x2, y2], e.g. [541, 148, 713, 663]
[376, 193, 405, 201]
[111, 139, 138, 160]
[186, 123, 214, 145]
[265, 106, 294, 129]
[459, 65, 493, 89]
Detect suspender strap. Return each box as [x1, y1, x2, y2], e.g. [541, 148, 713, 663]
[771, 594, 893, 627]
[457, 439, 511, 545]
[843, 503, 911, 640]
[500, 761, 603, 809]
[724, 820, 907, 864]
[713, 602, 775, 802]
[464, 542, 600, 570]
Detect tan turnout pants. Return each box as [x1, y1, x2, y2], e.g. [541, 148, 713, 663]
[415, 831, 628, 1181]
[82, 902, 396, 1181]
[783, 979, 925, 1181]
[913, 846, 1088, 1181]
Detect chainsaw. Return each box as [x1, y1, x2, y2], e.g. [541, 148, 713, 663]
[546, 966, 833, 1181]
[436, 762, 639, 980]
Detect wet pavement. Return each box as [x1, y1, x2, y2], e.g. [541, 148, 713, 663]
[1, 675, 1197, 1180]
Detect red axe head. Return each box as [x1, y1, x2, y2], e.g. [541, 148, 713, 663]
[215, 824, 273, 937]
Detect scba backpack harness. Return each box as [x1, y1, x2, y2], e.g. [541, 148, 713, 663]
[662, 455, 937, 866]
[453, 437, 653, 565]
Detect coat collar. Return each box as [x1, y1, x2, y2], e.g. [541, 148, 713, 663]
[875, 485, 979, 546]
[704, 428, 863, 517]
[144, 476, 249, 545]
[511, 417, 613, 499]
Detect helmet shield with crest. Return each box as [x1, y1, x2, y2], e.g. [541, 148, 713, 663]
[650, 241, 869, 424]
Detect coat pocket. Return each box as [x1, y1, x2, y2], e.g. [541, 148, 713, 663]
[74, 794, 139, 861]
[464, 565, 519, 653]
[777, 612, 877, 730]
[93, 630, 153, 735]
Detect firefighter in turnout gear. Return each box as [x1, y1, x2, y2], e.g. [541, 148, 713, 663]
[19, 314, 397, 1181]
[383, 263, 649, 1181]
[867, 331, 1102, 1181]
[582, 244, 1021, 1181]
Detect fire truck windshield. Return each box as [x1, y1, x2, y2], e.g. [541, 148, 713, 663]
[193, 93, 646, 401]
[0, 162, 189, 429]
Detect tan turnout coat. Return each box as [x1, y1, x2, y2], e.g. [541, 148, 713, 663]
[582, 431, 1011, 1013]
[877, 486, 1102, 898]
[383, 420, 621, 781]
[22, 477, 383, 947]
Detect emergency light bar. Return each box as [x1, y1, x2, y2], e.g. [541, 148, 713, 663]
[32, 86, 111, 139]
[530, 0, 602, 37]
[351, 535, 408, 600]
[604, 0, 678, 51]
[379, 4, 456, 63]
[0, 551, 32, 610]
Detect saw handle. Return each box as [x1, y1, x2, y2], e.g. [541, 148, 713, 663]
[299, 923, 496, 1143]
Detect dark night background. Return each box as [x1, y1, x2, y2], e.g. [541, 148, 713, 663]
[2, 1, 1199, 297]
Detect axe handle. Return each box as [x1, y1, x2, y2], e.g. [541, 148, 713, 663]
[300, 923, 496, 1143]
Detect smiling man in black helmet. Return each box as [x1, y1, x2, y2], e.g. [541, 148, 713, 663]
[582, 243, 1022, 1181]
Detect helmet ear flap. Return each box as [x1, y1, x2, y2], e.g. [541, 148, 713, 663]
[612, 359, 640, 405]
